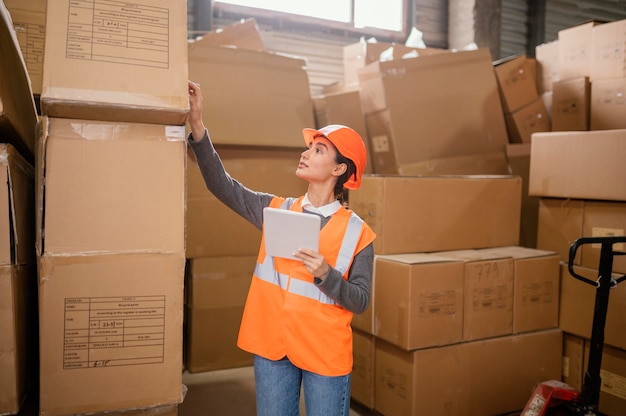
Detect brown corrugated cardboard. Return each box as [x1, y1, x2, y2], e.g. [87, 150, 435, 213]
[36, 117, 186, 257]
[480, 246, 560, 334]
[373, 253, 464, 350]
[194, 18, 265, 51]
[590, 77, 626, 130]
[536, 198, 584, 265]
[581, 201, 626, 274]
[590, 19, 626, 81]
[494, 55, 540, 113]
[186, 147, 308, 259]
[40, 0, 189, 126]
[562, 334, 585, 392]
[38, 253, 185, 416]
[349, 175, 521, 255]
[505, 97, 551, 144]
[350, 329, 375, 410]
[188, 39, 315, 148]
[529, 129, 626, 201]
[506, 143, 539, 248]
[558, 21, 603, 81]
[184, 256, 255, 373]
[560, 263, 626, 351]
[374, 329, 562, 416]
[394, 151, 511, 176]
[588, 343, 626, 415]
[4, 2, 46, 96]
[350, 263, 374, 334]
[552, 76, 590, 131]
[0, 2, 38, 162]
[0, 265, 37, 416]
[434, 249, 514, 341]
[535, 40, 560, 93]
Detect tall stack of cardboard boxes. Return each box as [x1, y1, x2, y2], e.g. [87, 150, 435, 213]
[529, 18, 626, 416]
[34, 0, 189, 415]
[0, 2, 39, 415]
[183, 20, 314, 374]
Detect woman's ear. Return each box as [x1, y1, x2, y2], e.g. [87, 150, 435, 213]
[333, 163, 347, 177]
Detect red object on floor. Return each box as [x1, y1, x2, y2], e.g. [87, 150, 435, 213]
[521, 380, 580, 416]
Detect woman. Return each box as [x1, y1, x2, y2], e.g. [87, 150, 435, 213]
[187, 80, 376, 416]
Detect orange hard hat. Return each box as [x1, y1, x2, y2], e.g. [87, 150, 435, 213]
[302, 124, 367, 190]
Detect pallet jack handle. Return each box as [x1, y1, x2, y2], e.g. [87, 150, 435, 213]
[566, 236, 626, 414]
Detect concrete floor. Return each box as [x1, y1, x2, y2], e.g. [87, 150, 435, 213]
[179, 366, 379, 416]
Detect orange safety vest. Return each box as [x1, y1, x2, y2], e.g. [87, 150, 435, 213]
[237, 196, 376, 376]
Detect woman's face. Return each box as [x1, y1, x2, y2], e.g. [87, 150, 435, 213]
[296, 136, 346, 185]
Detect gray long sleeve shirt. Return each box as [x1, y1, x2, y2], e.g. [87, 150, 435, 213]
[188, 131, 374, 314]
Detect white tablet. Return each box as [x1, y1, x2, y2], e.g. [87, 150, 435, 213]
[263, 207, 321, 260]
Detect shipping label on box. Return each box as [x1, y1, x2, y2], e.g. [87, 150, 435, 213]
[41, 0, 189, 125]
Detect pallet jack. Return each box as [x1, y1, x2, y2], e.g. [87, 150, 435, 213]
[521, 236, 626, 416]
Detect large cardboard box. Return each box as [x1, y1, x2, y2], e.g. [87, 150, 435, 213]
[186, 147, 308, 259]
[4, 0, 46, 97]
[349, 175, 521, 255]
[590, 77, 626, 131]
[559, 263, 626, 351]
[38, 253, 185, 416]
[365, 106, 510, 175]
[435, 249, 514, 341]
[188, 38, 315, 148]
[529, 129, 626, 202]
[535, 40, 560, 93]
[351, 329, 375, 410]
[536, 198, 584, 265]
[36, 117, 186, 257]
[494, 55, 540, 113]
[373, 253, 464, 350]
[0, 2, 39, 162]
[505, 143, 539, 248]
[40, 0, 189, 126]
[551, 76, 591, 131]
[184, 256, 254, 373]
[590, 18, 626, 81]
[194, 18, 265, 51]
[374, 329, 563, 416]
[558, 21, 603, 81]
[480, 246, 560, 334]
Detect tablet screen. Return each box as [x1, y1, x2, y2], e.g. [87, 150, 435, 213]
[263, 207, 321, 260]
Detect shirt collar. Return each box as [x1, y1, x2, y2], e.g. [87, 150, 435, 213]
[301, 193, 342, 218]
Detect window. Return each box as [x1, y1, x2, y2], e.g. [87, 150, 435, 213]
[213, 0, 408, 38]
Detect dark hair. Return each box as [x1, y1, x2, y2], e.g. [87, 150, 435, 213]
[333, 152, 357, 204]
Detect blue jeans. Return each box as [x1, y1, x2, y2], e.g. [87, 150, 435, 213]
[253, 355, 351, 416]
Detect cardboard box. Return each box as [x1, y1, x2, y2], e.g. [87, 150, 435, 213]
[529, 129, 626, 201]
[434, 249, 514, 341]
[590, 18, 626, 81]
[590, 77, 626, 131]
[551, 76, 591, 131]
[351, 329, 375, 410]
[0, 2, 38, 162]
[357, 50, 509, 163]
[0, 265, 37, 416]
[588, 343, 626, 415]
[373, 253, 464, 350]
[184, 256, 254, 373]
[535, 40, 560, 93]
[186, 146, 308, 258]
[494, 55, 540, 113]
[391, 151, 511, 176]
[536, 198, 584, 265]
[505, 97, 551, 144]
[343, 40, 447, 86]
[40, 0, 189, 126]
[312, 90, 372, 173]
[562, 334, 585, 392]
[38, 253, 185, 416]
[36, 117, 186, 257]
[480, 246, 560, 334]
[349, 175, 521, 255]
[374, 329, 563, 416]
[194, 18, 265, 51]
[559, 263, 626, 351]
[350, 266, 374, 334]
[506, 143, 539, 248]
[188, 39, 315, 148]
[558, 21, 603, 81]
[581, 201, 626, 274]
[4, 1, 46, 97]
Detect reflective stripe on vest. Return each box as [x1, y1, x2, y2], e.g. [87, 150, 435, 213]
[253, 200, 364, 305]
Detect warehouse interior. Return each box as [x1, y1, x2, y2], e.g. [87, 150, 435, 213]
[2, 0, 626, 415]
